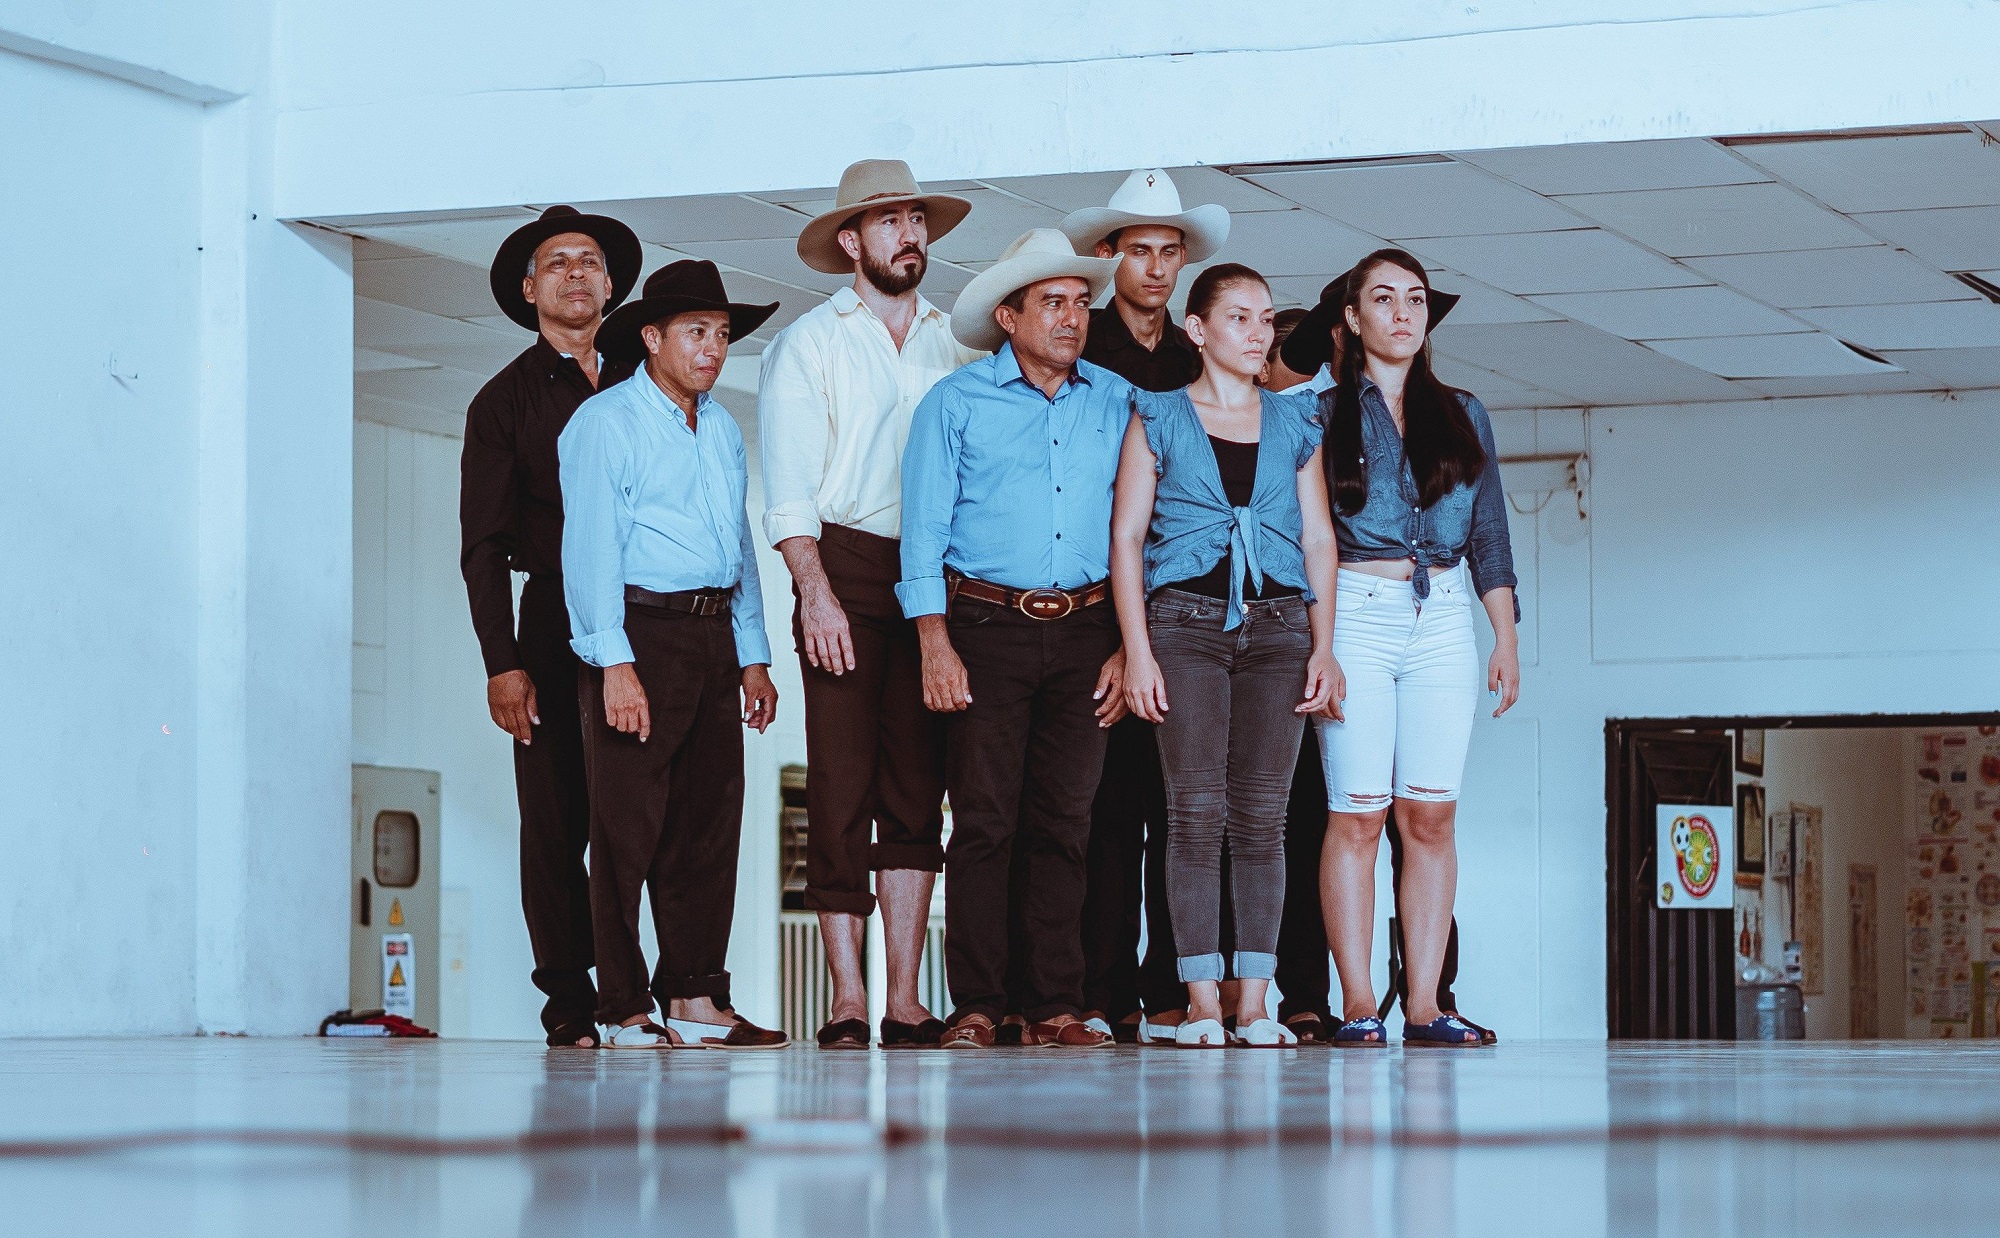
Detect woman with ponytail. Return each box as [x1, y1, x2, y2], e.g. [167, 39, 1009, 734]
[1314, 249, 1519, 1049]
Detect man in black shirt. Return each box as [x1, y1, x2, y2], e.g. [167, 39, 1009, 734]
[1058, 170, 1230, 1040]
[459, 205, 642, 1048]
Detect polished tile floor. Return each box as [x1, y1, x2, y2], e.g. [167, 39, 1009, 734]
[6, 1038, 1999, 1236]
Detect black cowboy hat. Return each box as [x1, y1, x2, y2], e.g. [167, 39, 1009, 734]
[488, 205, 644, 332]
[1278, 258, 1461, 377]
[596, 260, 781, 364]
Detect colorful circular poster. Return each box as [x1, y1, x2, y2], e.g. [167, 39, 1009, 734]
[1673, 813, 1720, 898]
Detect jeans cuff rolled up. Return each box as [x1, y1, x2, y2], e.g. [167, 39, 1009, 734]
[1232, 951, 1278, 981]
[1176, 953, 1226, 983]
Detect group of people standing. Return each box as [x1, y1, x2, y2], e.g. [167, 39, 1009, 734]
[459, 157, 1520, 1052]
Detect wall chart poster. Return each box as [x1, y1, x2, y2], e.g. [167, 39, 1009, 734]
[1657, 804, 1733, 910]
[1905, 728, 2000, 1037]
[1793, 803, 1824, 995]
[1849, 864, 1879, 1038]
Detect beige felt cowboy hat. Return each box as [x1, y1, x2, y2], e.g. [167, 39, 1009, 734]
[1058, 169, 1230, 263]
[795, 160, 973, 275]
[951, 228, 1120, 353]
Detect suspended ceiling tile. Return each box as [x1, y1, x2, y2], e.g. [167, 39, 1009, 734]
[355, 394, 466, 439]
[353, 237, 432, 261]
[354, 363, 487, 410]
[1434, 321, 1739, 403]
[1642, 332, 1901, 379]
[987, 166, 1292, 215]
[465, 315, 525, 333]
[1246, 162, 1581, 239]
[381, 335, 535, 376]
[1222, 209, 1380, 277]
[1854, 206, 2000, 271]
[354, 254, 499, 319]
[923, 188, 1063, 263]
[1407, 230, 1706, 295]
[1453, 138, 1768, 195]
[576, 194, 807, 244]
[1878, 347, 2000, 389]
[355, 298, 524, 352]
[347, 211, 540, 268]
[1733, 130, 2000, 213]
[1528, 286, 1803, 340]
[1429, 272, 1564, 325]
[670, 238, 850, 294]
[1683, 246, 1976, 308]
[1554, 182, 1875, 258]
[1429, 354, 1576, 407]
[1731, 371, 1947, 398]
[354, 348, 436, 373]
[1792, 301, 2000, 350]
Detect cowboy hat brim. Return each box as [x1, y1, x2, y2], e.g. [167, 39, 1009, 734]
[1278, 281, 1461, 376]
[596, 293, 781, 364]
[489, 211, 643, 332]
[951, 252, 1121, 353]
[1057, 202, 1231, 264]
[795, 192, 974, 275]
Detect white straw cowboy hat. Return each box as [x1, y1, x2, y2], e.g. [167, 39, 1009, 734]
[1058, 169, 1231, 263]
[951, 228, 1121, 353]
[795, 159, 973, 275]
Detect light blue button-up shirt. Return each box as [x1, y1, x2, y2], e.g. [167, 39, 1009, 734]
[558, 371, 772, 669]
[896, 344, 1133, 618]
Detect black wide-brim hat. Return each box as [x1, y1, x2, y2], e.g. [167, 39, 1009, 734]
[1278, 262, 1461, 377]
[488, 205, 644, 332]
[596, 260, 781, 364]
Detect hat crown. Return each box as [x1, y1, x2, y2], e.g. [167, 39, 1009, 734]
[1104, 168, 1185, 217]
[999, 227, 1081, 264]
[640, 259, 729, 304]
[538, 204, 583, 223]
[834, 159, 924, 211]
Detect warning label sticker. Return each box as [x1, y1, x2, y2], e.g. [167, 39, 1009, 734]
[382, 932, 415, 1017]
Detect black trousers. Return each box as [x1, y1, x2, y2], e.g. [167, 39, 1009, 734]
[797, 525, 947, 915]
[1079, 716, 1181, 1017]
[1274, 724, 1461, 1019]
[514, 575, 596, 1034]
[580, 603, 745, 1025]
[943, 600, 1119, 1023]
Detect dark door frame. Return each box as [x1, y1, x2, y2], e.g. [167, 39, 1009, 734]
[1605, 710, 2000, 1039]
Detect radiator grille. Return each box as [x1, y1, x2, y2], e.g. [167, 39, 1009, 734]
[777, 911, 950, 1043]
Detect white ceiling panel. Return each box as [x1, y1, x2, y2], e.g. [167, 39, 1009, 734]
[1854, 206, 2000, 271]
[1220, 209, 1381, 277]
[356, 394, 467, 438]
[922, 188, 1063, 263]
[989, 166, 1292, 215]
[1878, 347, 2000, 389]
[1428, 271, 1564, 325]
[385, 335, 537, 375]
[1428, 354, 1576, 408]
[1731, 371, 1950, 398]
[1734, 130, 2000, 213]
[1530, 286, 1803, 340]
[669, 238, 851, 294]
[354, 254, 498, 319]
[1407, 230, 1706, 295]
[1247, 162, 1581, 239]
[354, 348, 436, 373]
[1684, 246, 1976, 308]
[347, 210, 539, 268]
[1434, 321, 1740, 404]
[356, 297, 524, 353]
[1555, 182, 1875, 257]
[355, 364, 487, 410]
[576, 194, 806, 244]
[1642, 332, 1900, 379]
[1793, 301, 2000, 350]
[1454, 138, 1767, 195]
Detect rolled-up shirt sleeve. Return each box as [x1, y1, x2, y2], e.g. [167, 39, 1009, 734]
[1462, 394, 1521, 623]
[756, 327, 831, 547]
[895, 384, 962, 618]
[558, 410, 637, 668]
[731, 475, 774, 667]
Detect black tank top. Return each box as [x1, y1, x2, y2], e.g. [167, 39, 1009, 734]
[1162, 436, 1304, 600]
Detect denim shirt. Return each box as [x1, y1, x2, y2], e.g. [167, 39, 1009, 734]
[1134, 386, 1323, 630]
[1318, 376, 1518, 616]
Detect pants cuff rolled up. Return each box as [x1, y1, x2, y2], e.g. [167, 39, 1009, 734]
[803, 886, 876, 916]
[1176, 953, 1226, 983]
[1024, 1001, 1082, 1023]
[594, 996, 656, 1025]
[949, 1003, 1002, 1026]
[652, 970, 731, 1001]
[1232, 951, 1278, 981]
[870, 841, 945, 873]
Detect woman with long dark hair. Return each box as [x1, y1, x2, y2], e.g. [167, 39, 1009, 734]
[1111, 263, 1339, 1047]
[1315, 248, 1519, 1048]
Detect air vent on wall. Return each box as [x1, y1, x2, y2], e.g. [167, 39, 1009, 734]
[1951, 271, 2000, 304]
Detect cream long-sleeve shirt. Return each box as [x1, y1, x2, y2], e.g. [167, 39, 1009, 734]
[757, 285, 982, 545]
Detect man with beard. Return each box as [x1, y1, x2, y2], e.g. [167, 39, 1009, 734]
[460, 205, 641, 1049]
[759, 160, 980, 1049]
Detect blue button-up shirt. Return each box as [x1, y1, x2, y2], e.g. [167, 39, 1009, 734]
[558, 371, 772, 668]
[897, 345, 1132, 618]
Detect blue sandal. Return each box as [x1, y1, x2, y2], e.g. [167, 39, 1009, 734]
[1404, 1014, 1484, 1048]
[1333, 1015, 1389, 1047]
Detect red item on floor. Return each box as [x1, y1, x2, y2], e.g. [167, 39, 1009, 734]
[318, 1008, 437, 1038]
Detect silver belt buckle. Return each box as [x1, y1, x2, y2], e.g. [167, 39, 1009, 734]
[1017, 588, 1074, 621]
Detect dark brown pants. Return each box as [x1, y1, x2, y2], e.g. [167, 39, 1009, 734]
[580, 603, 744, 1025]
[797, 525, 946, 915]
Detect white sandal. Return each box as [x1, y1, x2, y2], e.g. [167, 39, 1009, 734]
[1136, 1017, 1183, 1045]
[1231, 1018, 1300, 1048]
[1175, 1018, 1228, 1048]
[599, 1020, 671, 1049]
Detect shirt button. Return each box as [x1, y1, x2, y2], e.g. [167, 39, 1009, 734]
[1056, 486, 1062, 493]
[1056, 533, 1062, 540]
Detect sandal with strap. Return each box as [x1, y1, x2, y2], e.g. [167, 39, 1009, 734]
[546, 1020, 600, 1049]
[941, 1017, 996, 1049]
[1174, 1018, 1228, 1048]
[1136, 1015, 1184, 1045]
[1444, 1010, 1498, 1046]
[880, 1017, 947, 1048]
[1231, 1018, 1300, 1048]
[815, 1018, 870, 1049]
[1283, 1013, 1334, 1046]
[1333, 1015, 1390, 1048]
[1404, 1013, 1484, 1048]
[1024, 1018, 1113, 1047]
[599, 1020, 672, 1049]
[665, 1015, 790, 1049]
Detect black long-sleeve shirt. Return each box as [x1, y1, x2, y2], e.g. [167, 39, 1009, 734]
[458, 338, 634, 677]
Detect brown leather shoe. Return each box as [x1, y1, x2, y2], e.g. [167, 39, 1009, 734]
[941, 1016, 996, 1049]
[1023, 1018, 1113, 1048]
[666, 1015, 790, 1049]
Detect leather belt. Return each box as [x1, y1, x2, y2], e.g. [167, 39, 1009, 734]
[947, 572, 1108, 621]
[625, 584, 731, 617]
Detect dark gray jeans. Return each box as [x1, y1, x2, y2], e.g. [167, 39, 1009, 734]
[1148, 589, 1312, 983]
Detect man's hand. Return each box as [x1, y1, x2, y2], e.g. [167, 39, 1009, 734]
[916, 615, 971, 712]
[742, 665, 778, 733]
[602, 663, 650, 741]
[487, 669, 539, 745]
[1094, 648, 1129, 728]
[777, 536, 855, 675]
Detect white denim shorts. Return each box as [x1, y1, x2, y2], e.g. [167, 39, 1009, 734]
[1315, 562, 1480, 814]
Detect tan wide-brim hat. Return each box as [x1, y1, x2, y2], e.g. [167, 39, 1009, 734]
[951, 228, 1121, 353]
[795, 159, 973, 275]
[1058, 168, 1231, 263]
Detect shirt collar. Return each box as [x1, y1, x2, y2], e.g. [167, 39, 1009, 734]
[992, 343, 1090, 394]
[1094, 302, 1194, 357]
[831, 284, 945, 325]
[635, 366, 715, 429]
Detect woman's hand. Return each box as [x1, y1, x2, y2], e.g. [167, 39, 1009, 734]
[1122, 649, 1170, 724]
[1298, 648, 1337, 715]
[1487, 641, 1520, 717]
[1315, 654, 1347, 723]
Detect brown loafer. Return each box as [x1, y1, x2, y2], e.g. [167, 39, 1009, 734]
[1024, 1018, 1113, 1048]
[941, 1017, 996, 1049]
[666, 1015, 790, 1049]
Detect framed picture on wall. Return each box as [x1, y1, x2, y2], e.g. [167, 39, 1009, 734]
[1737, 782, 1766, 875]
[1737, 727, 1765, 776]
